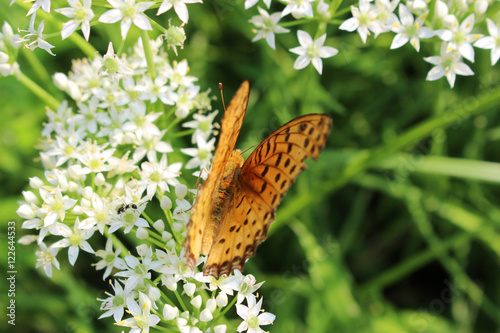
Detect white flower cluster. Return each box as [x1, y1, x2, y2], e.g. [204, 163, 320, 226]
[14, 0, 201, 56]
[16, 37, 275, 332]
[0, 21, 21, 77]
[247, 0, 500, 87]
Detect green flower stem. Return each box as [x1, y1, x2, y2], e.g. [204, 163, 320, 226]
[173, 289, 188, 312]
[354, 174, 500, 324]
[68, 29, 97, 58]
[330, 0, 345, 15]
[21, 50, 52, 88]
[151, 18, 168, 34]
[141, 30, 157, 80]
[216, 294, 239, 319]
[170, 129, 195, 138]
[162, 204, 182, 246]
[272, 85, 500, 232]
[18, 71, 60, 111]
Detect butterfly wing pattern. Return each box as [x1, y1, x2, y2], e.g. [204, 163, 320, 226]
[203, 114, 333, 277]
[183, 80, 333, 278]
[183, 81, 249, 270]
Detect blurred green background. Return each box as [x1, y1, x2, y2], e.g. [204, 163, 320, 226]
[1, 1, 500, 332]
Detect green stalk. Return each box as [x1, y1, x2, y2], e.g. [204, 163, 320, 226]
[18, 71, 60, 110]
[272, 85, 500, 231]
[141, 30, 157, 80]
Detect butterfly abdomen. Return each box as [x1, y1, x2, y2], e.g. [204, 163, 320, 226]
[201, 150, 245, 255]
[213, 150, 244, 217]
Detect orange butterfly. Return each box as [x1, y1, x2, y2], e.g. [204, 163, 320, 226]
[183, 81, 332, 278]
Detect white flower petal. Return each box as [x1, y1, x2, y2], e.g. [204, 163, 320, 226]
[339, 17, 359, 32]
[132, 14, 153, 31]
[459, 43, 474, 62]
[61, 20, 79, 40]
[491, 48, 500, 66]
[426, 66, 445, 81]
[297, 30, 313, 47]
[311, 57, 323, 74]
[454, 62, 474, 76]
[98, 9, 122, 24]
[157, 2, 173, 15]
[319, 46, 338, 58]
[293, 54, 310, 70]
[68, 245, 80, 265]
[445, 71, 456, 88]
[391, 33, 408, 49]
[174, 3, 189, 23]
[474, 36, 494, 49]
[120, 19, 133, 39]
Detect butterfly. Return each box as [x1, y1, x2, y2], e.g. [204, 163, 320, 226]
[183, 81, 332, 278]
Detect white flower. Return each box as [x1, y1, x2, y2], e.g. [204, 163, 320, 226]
[139, 154, 182, 197]
[181, 135, 215, 170]
[133, 129, 173, 163]
[236, 297, 275, 333]
[108, 200, 149, 234]
[94, 238, 126, 279]
[245, 0, 271, 9]
[136, 75, 176, 104]
[424, 43, 474, 88]
[289, 30, 338, 74]
[435, 14, 482, 62]
[162, 59, 197, 89]
[163, 304, 180, 320]
[27, 0, 51, 16]
[156, 248, 194, 282]
[35, 242, 60, 277]
[474, 18, 500, 66]
[182, 110, 218, 144]
[107, 151, 137, 177]
[80, 192, 113, 231]
[372, 0, 399, 33]
[55, 0, 95, 41]
[76, 141, 116, 173]
[50, 217, 95, 265]
[406, 0, 428, 12]
[115, 247, 162, 291]
[0, 21, 22, 51]
[99, 42, 134, 79]
[214, 325, 227, 333]
[72, 99, 101, 134]
[157, 0, 203, 23]
[282, 0, 316, 19]
[0, 51, 19, 77]
[116, 293, 161, 333]
[44, 133, 84, 167]
[20, 13, 56, 55]
[174, 85, 200, 118]
[390, 5, 434, 52]
[0, 22, 21, 76]
[98, 280, 134, 322]
[39, 187, 77, 226]
[163, 21, 186, 55]
[250, 7, 290, 50]
[98, 0, 154, 39]
[339, 0, 380, 43]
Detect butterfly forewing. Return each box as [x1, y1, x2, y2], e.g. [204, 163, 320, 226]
[183, 81, 250, 270]
[202, 114, 333, 278]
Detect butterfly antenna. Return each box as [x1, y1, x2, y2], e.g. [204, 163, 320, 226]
[242, 144, 258, 154]
[219, 82, 227, 112]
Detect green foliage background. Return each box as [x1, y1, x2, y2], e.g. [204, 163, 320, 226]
[1, 1, 500, 332]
